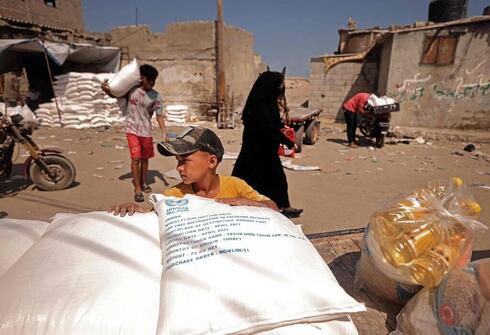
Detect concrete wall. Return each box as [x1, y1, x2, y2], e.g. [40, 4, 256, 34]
[0, 0, 84, 31]
[223, 25, 257, 109]
[309, 59, 378, 120]
[384, 22, 490, 129]
[110, 22, 263, 117]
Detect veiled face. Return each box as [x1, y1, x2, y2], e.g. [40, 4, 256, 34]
[277, 79, 285, 96]
[242, 69, 288, 121]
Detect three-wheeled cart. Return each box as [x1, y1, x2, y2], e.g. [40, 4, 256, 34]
[288, 107, 322, 153]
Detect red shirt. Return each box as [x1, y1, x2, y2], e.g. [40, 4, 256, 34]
[343, 93, 370, 113]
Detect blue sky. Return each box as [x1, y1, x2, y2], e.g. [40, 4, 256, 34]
[83, 0, 488, 76]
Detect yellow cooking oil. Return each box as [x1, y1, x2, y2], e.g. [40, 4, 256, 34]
[402, 243, 462, 287]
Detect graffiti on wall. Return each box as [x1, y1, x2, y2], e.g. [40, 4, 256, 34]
[389, 60, 490, 102]
[391, 80, 490, 101]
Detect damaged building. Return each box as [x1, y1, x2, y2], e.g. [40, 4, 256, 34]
[0, 0, 110, 44]
[110, 22, 265, 117]
[1, 1, 266, 119]
[310, 6, 490, 129]
[0, 0, 117, 103]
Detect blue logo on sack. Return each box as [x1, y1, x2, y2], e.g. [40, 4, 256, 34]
[165, 199, 189, 207]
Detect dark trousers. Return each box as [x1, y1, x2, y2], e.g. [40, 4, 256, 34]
[344, 110, 357, 144]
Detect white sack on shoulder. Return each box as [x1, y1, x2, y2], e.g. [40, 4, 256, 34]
[0, 212, 162, 335]
[108, 58, 141, 97]
[152, 194, 365, 335]
[0, 218, 49, 278]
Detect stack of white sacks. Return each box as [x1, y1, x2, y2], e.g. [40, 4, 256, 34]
[0, 196, 365, 335]
[165, 104, 189, 123]
[36, 72, 125, 129]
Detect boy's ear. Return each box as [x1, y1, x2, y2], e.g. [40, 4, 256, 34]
[209, 154, 218, 168]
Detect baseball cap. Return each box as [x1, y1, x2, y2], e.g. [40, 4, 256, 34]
[157, 126, 225, 162]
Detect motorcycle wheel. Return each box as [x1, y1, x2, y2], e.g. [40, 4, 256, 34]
[29, 155, 76, 191]
[376, 134, 385, 148]
[358, 117, 372, 138]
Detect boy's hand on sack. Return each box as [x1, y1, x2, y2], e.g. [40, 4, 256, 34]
[108, 203, 147, 217]
[101, 79, 111, 95]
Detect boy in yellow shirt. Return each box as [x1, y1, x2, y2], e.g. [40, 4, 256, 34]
[109, 127, 278, 216]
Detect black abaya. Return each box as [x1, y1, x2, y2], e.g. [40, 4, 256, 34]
[232, 71, 294, 208]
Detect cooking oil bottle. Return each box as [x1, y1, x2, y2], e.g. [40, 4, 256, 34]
[369, 177, 479, 274]
[402, 243, 463, 287]
[378, 219, 468, 269]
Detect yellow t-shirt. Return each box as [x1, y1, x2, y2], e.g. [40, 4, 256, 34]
[163, 175, 269, 202]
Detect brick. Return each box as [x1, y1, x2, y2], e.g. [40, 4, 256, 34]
[310, 80, 323, 86]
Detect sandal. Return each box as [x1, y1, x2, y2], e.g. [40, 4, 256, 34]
[143, 184, 152, 193]
[134, 192, 145, 202]
[282, 207, 303, 219]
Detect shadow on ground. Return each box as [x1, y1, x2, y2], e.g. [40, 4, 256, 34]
[329, 252, 401, 332]
[0, 164, 32, 197]
[326, 136, 376, 148]
[472, 249, 490, 261]
[119, 169, 169, 187]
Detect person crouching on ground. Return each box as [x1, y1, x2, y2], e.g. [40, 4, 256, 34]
[108, 126, 278, 216]
[342, 92, 371, 148]
[101, 64, 167, 203]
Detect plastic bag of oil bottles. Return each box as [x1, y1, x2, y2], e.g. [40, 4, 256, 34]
[355, 237, 423, 304]
[392, 259, 490, 335]
[364, 177, 486, 289]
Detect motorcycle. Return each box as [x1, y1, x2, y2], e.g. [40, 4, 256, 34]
[358, 102, 400, 148]
[0, 110, 76, 191]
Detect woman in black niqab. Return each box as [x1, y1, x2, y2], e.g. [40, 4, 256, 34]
[232, 68, 303, 218]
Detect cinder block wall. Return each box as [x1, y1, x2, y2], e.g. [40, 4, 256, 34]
[223, 25, 260, 109]
[385, 23, 490, 129]
[309, 59, 378, 120]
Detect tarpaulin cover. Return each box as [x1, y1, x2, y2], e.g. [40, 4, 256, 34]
[0, 38, 120, 73]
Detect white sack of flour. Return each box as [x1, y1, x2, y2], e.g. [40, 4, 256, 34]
[108, 58, 141, 97]
[0, 212, 161, 335]
[256, 315, 359, 335]
[0, 218, 49, 277]
[152, 194, 365, 335]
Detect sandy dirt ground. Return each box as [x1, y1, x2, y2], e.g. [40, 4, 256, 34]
[1, 122, 490, 254]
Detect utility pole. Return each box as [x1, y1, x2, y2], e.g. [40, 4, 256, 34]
[135, 7, 139, 25]
[216, 0, 228, 128]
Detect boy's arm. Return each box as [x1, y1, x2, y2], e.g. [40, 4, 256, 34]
[215, 177, 279, 211]
[216, 198, 279, 211]
[156, 114, 167, 141]
[153, 94, 167, 141]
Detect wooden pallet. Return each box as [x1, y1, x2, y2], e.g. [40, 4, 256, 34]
[310, 231, 402, 335]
